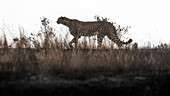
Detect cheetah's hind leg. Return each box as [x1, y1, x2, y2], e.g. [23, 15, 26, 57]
[97, 34, 104, 49]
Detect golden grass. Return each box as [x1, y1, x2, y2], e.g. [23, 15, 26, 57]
[0, 46, 170, 74]
[0, 17, 169, 74]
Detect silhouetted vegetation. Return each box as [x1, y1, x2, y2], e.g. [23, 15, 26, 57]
[0, 16, 170, 96]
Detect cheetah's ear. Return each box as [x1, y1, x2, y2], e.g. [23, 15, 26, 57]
[61, 16, 65, 20]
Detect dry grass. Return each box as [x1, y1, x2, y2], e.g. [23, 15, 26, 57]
[0, 17, 170, 75]
[0, 46, 170, 74]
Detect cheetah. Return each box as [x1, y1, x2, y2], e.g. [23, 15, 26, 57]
[57, 16, 132, 48]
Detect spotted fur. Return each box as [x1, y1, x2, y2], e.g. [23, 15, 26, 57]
[57, 16, 132, 48]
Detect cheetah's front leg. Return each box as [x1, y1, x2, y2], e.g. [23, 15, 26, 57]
[69, 37, 75, 48]
[69, 36, 80, 48]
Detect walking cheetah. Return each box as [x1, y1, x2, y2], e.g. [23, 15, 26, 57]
[57, 16, 132, 48]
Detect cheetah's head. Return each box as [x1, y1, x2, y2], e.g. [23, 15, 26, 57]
[57, 16, 64, 24]
[57, 16, 70, 25]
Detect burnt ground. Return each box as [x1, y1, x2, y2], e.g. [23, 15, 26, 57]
[0, 71, 170, 96]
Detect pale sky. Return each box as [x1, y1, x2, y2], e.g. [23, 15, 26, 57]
[0, 0, 170, 47]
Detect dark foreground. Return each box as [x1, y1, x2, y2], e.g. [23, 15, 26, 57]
[0, 71, 170, 96]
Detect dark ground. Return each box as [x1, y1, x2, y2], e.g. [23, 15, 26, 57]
[0, 48, 170, 96]
[0, 71, 170, 96]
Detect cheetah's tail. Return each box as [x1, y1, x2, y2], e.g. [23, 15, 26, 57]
[127, 39, 132, 44]
[122, 39, 132, 45]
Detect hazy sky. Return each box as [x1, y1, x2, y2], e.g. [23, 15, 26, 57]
[0, 0, 170, 47]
